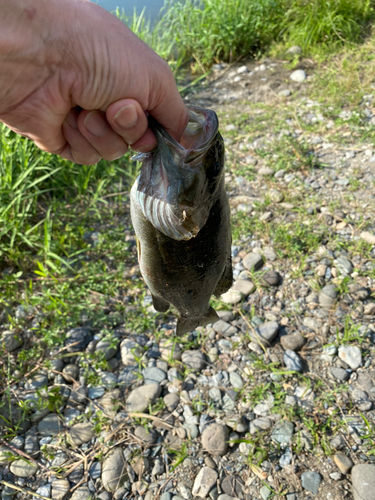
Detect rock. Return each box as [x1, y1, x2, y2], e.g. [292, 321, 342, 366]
[269, 188, 284, 203]
[35, 485, 51, 498]
[244, 155, 258, 166]
[1, 331, 23, 352]
[225, 415, 247, 433]
[242, 253, 264, 271]
[96, 338, 118, 360]
[287, 45, 302, 54]
[279, 89, 292, 97]
[125, 383, 161, 413]
[102, 448, 128, 492]
[142, 367, 167, 385]
[333, 454, 353, 474]
[261, 270, 281, 286]
[237, 65, 248, 74]
[319, 284, 338, 309]
[360, 231, 375, 245]
[301, 471, 321, 494]
[258, 167, 274, 176]
[120, 338, 143, 366]
[89, 461, 102, 480]
[220, 289, 243, 304]
[51, 479, 70, 500]
[330, 434, 345, 450]
[260, 486, 271, 500]
[338, 345, 362, 370]
[284, 350, 303, 372]
[181, 350, 206, 371]
[202, 423, 228, 456]
[280, 334, 306, 351]
[271, 421, 294, 445]
[160, 339, 182, 360]
[70, 487, 91, 500]
[10, 459, 39, 477]
[213, 319, 238, 336]
[65, 327, 92, 353]
[192, 467, 218, 498]
[334, 257, 353, 276]
[302, 317, 321, 333]
[62, 364, 79, 381]
[25, 373, 48, 390]
[69, 422, 94, 446]
[217, 496, 238, 500]
[250, 321, 279, 346]
[249, 417, 272, 434]
[38, 413, 63, 436]
[352, 464, 375, 500]
[290, 69, 306, 82]
[134, 425, 158, 444]
[221, 475, 244, 497]
[98, 388, 121, 419]
[229, 372, 243, 390]
[160, 494, 172, 500]
[164, 393, 180, 412]
[88, 386, 105, 399]
[24, 426, 39, 457]
[232, 279, 255, 296]
[330, 367, 350, 381]
[364, 303, 375, 315]
[118, 366, 140, 387]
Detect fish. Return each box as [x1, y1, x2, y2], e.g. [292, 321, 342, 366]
[130, 106, 232, 336]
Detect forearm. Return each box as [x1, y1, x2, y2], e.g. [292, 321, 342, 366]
[0, 0, 65, 113]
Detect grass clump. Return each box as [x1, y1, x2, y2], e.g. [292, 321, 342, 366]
[117, 0, 375, 71]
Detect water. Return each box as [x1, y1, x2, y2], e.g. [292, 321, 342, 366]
[96, 0, 165, 20]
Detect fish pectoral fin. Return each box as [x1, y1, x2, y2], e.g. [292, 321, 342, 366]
[152, 294, 170, 313]
[176, 306, 219, 336]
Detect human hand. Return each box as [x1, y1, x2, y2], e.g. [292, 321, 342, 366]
[0, 0, 188, 165]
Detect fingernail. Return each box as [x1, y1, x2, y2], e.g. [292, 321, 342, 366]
[64, 112, 77, 129]
[113, 104, 138, 129]
[84, 110, 110, 137]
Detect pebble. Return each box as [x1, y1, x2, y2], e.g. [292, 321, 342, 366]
[160, 338, 182, 360]
[250, 321, 279, 346]
[290, 69, 307, 82]
[232, 279, 255, 296]
[360, 231, 375, 245]
[351, 464, 375, 500]
[220, 289, 243, 304]
[51, 479, 70, 500]
[62, 364, 79, 381]
[201, 423, 228, 456]
[229, 372, 243, 389]
[301, 471, 321, 494]
[250, 417, 272, 434]
[125, 383, 161, 412]
[102, 447, 128, 492]
[333, 454, 353, 474]
[25, 373, 48, 390]
[279, 89, 292, 97]
[88, 386, 105, 399]
[143, 367, 167, 385]
[330, 366, 350, 381]
[192, 467, 218, 498]
[319, 284, 338, 309]
[134, 425, 158, 444]
[242, 253, 264, 271]
[334, 256, 353, 276]
[120, 338, 143, 366]
[89, 461, 102, 480]
[37, 413, 63, 436]
[10, 459, 39, 477]
[280, 333, 306, 351]
[69, 422, 94, 446]
[35, 485, 51, 498]
[181, 350, 206, 371]
[164, 393, 180, 412]
[95, 338, 118, 360]
[279, 448, 293, 467]
[258, 167, 274, 176]
[260, 486, 271, 500]
[2, 331, 23, 352]
[65, 327, 92, 353]
[284, 350, 303, 372]
[338, 345, 362, 370]
[271, 421, 294, 445]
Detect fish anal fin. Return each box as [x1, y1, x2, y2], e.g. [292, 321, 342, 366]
[152, 294, 170, 313]
[176, 306, 219, 336]
[214, 258, 233, 297]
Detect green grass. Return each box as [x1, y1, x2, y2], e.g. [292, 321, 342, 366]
[117, 0, 375, 71]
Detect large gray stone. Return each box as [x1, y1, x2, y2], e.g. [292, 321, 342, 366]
[202, 423, 228, 456]
[250, 321, 279, 346]
[192, 467, 218, 498]
[102, 447, 128, 492]
[2, 331, 23, 352]
[64, 327, 92, 353]
[69, 422, 95, 446]
[301, 471, 321, 495]
[271, 421, 294, 445]
[125, 383, 161, 413]
[70, 487, 91, 500]
[120, 338, 143, 366]
[338, 345, 362, 370]
[51, 479, 70, 500]
[181, 350, 206, 371]
[290, 69, 306, 82]
[10, 459, 39, 477]
[242, 253, 264, 271]
[38, 413, 64, 436]
[352, 464, 375, 500]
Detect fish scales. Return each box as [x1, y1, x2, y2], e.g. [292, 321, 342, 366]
[130, 107, 232, 335]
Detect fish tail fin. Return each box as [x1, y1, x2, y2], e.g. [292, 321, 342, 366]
[176, 307, 219, 336]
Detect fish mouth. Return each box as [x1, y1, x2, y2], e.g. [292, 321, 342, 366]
[133, 107, 220, 241]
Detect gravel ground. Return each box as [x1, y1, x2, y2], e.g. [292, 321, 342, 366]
[1, 54, 375, 500]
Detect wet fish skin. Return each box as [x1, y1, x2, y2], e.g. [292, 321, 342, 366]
[130, 107, 232, 335]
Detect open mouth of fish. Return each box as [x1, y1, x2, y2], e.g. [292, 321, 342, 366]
[131, 107, 219, 241]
